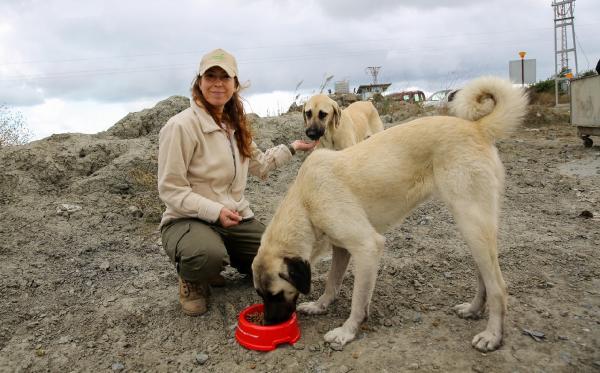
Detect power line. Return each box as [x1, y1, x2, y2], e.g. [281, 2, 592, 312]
[0, 35, 562, 84]
[2, 21, 598, 68]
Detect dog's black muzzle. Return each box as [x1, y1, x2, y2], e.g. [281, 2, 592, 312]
[305, 125, 325, 141]
[260, 291, 298, 325]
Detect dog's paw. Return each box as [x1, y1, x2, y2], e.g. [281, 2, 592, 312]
[472, 330, 502, 352]
[297, 301, 327, 315]
[324, 326, 356, 346]
[454, 302, 482, 319]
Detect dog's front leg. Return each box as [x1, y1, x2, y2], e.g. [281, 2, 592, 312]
[454, 269, 486, 318]
[298, 246, 351, 315]
[324, 235, 384, 346]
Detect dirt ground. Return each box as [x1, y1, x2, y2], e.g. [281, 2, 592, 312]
[0, 98, 598, 372]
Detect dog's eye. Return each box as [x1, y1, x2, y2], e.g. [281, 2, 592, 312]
[305, 110, 312, 119]
[318, 111, 327, 120]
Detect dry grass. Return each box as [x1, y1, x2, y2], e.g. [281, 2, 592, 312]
[129, 168, 163, 223]
[528, 90, 569, 106]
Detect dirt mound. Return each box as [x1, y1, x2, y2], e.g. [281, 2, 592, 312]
[0, 97, 598, 372]
[103, 96, 189, 139]
[524, 104, 571, 128]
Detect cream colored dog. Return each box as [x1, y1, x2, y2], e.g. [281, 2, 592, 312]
[303, 94, 384, 150]
[253, 76, 528, 352]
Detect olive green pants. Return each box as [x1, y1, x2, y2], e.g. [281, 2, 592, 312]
[160, 217, 265, 283]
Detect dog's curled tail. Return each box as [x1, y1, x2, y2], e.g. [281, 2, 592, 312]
[450, 76, 529, 139]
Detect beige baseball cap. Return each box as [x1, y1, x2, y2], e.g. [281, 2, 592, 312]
[198, 48, 238, 78]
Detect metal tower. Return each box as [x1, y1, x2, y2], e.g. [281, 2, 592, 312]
[552, 0, 578, 104]
[365, 66, 381, 85]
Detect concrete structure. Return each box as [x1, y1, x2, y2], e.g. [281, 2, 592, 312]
[334, 80, 350, 94]
[356, 83, 391, 100]
[570, 74, 600, 147]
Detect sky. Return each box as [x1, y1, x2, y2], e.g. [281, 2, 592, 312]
[1, 0, 599, 141]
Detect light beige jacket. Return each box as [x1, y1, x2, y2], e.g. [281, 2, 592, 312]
[158, 99, 292, 228]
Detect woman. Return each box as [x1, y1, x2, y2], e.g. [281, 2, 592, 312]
[158, 48, 316, 316]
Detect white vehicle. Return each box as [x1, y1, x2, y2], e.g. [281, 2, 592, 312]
[424, 89, 460, 108]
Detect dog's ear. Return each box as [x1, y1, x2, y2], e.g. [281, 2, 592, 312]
[279, 257, 311, 294]
[332, 101, 342, 128]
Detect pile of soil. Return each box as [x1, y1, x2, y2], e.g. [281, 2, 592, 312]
[0, 98, 598, 372]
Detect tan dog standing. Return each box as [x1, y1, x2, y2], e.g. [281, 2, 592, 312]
[303, 94, 384, 149]
[253, 76, 528, 352]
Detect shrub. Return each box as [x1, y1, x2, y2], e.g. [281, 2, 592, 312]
[0, 104, 31, 147]
[529, 78, 555, 93]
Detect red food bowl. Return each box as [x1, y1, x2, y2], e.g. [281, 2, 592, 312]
[235, 303, 301, 351]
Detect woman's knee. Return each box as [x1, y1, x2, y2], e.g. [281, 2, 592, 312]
[164, 219, 227, 282]
[178, 249, 224, 282]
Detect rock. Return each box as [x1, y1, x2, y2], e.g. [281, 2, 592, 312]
[413, 313, 422, 323]
[56, 203, 82, 216]
[128, 205, 143, 218]
[110, 183, 131, 194]
[195, 352, 209, 365]
[559, 351, 572, 365]
[329, 342, 344, 351]
[418, 216, 432, 225]
[333, 365, 352, 373]
[309, 344, 322, 352]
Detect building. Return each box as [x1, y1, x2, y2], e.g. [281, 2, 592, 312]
[356, 83, 391, 100]
[334, 80, 350, 94]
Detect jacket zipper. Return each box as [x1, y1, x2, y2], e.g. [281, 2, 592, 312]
[224, 129, 237, 199]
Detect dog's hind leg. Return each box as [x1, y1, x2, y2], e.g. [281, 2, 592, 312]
[298, 246, 351, 315]
[447, 195, 507, 352]
[323, 233, 385, 346]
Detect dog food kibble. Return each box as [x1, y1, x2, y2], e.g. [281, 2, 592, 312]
[246, 312, 264, 325]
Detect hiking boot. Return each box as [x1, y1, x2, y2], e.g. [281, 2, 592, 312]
[178, 277, 209, 316]
[208, 273, 226, 287]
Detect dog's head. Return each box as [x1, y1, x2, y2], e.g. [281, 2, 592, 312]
[252, 255, 311, 325]
[303, 94, 341, 141]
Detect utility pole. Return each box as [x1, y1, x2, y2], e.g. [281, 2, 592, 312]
[519, 51, 527, 87]
[365, 66, 381, 85]
[552, 0, 578, 106]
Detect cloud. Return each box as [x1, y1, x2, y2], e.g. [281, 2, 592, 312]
[316, 0, 479, 19]
[17, 97, 159, 140]
[0, 0, 598, 127]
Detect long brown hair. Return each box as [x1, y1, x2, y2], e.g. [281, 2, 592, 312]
[191, 75, 253, 159]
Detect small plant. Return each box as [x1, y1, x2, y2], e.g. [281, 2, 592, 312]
[128, 168, 164, 223]
[0, 104, 31, 147]
[529, 78, 555, 93]
[579, 69, 597, 77]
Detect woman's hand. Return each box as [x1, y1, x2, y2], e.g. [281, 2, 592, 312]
[291, 140, 318, 152]
[219, 207, 242, 228]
